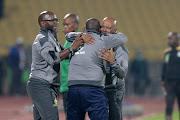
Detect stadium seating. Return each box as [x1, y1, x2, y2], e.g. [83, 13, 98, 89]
[0, 0, 180, 60]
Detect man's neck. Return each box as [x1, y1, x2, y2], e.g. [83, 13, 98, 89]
[171, 44, 179, 49]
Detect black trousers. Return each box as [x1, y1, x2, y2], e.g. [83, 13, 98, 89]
[62, 91, 68, 113]
[164, 80, 180, 116]
[105, 84, 125, 120]
[27, 78, 59, 120]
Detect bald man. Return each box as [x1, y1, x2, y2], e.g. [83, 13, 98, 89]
[60, 14, 80, 116]
[26, 11, 83, 120]
[99, 17, 129, 120]
[66, 18, 127, 120]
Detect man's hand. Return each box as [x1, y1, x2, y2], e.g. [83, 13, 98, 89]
[71, 34, 84, 50]
[59, 34, 84, 60]
[161, 81, 167, 96]
[81, 33, 95, 45]
[98, 47, 115, 63]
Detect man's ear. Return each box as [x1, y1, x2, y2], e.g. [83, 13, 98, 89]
[40, 21, 46, 27]
[74, 23, 78, 29]
[112, 28, 117, 34]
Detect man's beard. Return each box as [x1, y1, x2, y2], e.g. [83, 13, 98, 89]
[48, 27, 58, 33]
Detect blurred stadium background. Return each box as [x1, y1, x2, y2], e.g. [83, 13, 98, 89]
[0, 0, 180, 119]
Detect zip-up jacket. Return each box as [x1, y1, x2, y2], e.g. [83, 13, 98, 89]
[66, 30, 128, 88]
[105, 45, 129, 90]
[162, 46, 180, 81]
[29, 29, 64, 84]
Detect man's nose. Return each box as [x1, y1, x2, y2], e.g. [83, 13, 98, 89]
[64, 25, 68, 29]
[103, 29, 106, 32]
[101, 28, 105, 32]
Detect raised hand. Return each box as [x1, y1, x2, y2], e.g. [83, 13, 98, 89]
[81, 33, 95, 45]
[71, 34, 84, 51]
[98, 47, 115, 63]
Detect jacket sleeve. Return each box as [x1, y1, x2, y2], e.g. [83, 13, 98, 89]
[36, 36, 61, 65]
[161, 62, 166, 81]
[102, 32, 128, 50]
[110, 46, 129, 79]
[65, 32, 82, 42]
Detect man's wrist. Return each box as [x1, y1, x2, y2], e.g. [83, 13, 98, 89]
[67, 47, 72, 53]
[109, 58, 115, 63]
[110, 60, 117, 66]
[70, 46, 75, 55]
[67, 47, 74, 55]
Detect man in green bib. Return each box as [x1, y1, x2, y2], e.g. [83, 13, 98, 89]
[60, 13, 79, 118]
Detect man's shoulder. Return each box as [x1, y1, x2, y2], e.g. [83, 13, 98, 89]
[164, 47, 172, 54]
[34, 33, 48, 47]
[115, 45, 129, 55]
[176, 46, 180, 51]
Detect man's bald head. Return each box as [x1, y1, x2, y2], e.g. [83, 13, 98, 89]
[103, 17, 117, 27]
[101, 17, 117, 34]
[63, 13, 79, 34]
[38, 11, 56, 26]
[85, 18, 100, 32]
[38, 11, 58, 32]
[64, 13, 79, 24]
[168, 32, 180, 47]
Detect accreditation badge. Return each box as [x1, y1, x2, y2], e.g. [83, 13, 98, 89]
[177, 51, 180, 57]
[165, 53, 170, 63]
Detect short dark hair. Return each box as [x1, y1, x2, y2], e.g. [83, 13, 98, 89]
[85, 18, 100, 32]
[168, 32, 180, 39]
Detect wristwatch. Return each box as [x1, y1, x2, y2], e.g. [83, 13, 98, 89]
[68, 46, 75, 55]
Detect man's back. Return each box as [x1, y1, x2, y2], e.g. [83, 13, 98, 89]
[68, 30, 127, 87]
[68, 31, 105, 84]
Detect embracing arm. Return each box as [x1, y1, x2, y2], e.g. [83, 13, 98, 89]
[37, 34, 84, 64]
[65, 32, 82, 42]
[103, 32, 128, 49]
[66, 32, 95, 44]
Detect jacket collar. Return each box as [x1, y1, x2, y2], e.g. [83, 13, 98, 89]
[84, 30, 100, 34]
[40, 28, 58, 39]
[40, 28, 48, 35]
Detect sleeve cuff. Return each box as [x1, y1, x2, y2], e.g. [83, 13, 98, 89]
[110, 60, 118, 67]
[55, 52, 61, 63]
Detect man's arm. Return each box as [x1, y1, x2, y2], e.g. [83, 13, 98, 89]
[66, 32, 95, 44]
[98, 46, 129, 79]
[59, 34, 84, 60]
[37, 34, 83, 65]
[161, 62, 167, 95]
[65, 32, 81, 42]
[37, 36, 61, 65]
[111, 46, 129, 79]
[102, 32, 128, 50]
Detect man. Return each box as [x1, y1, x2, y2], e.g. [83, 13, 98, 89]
[66, 18, 128, 120]
[8, 37, 26, 96]
[130, 50, 149, 96]
[26, 11, 83, 120]
[161, 32, 180, 120]
[60, 13, 79, 116]
[98, 17, 129, 120]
